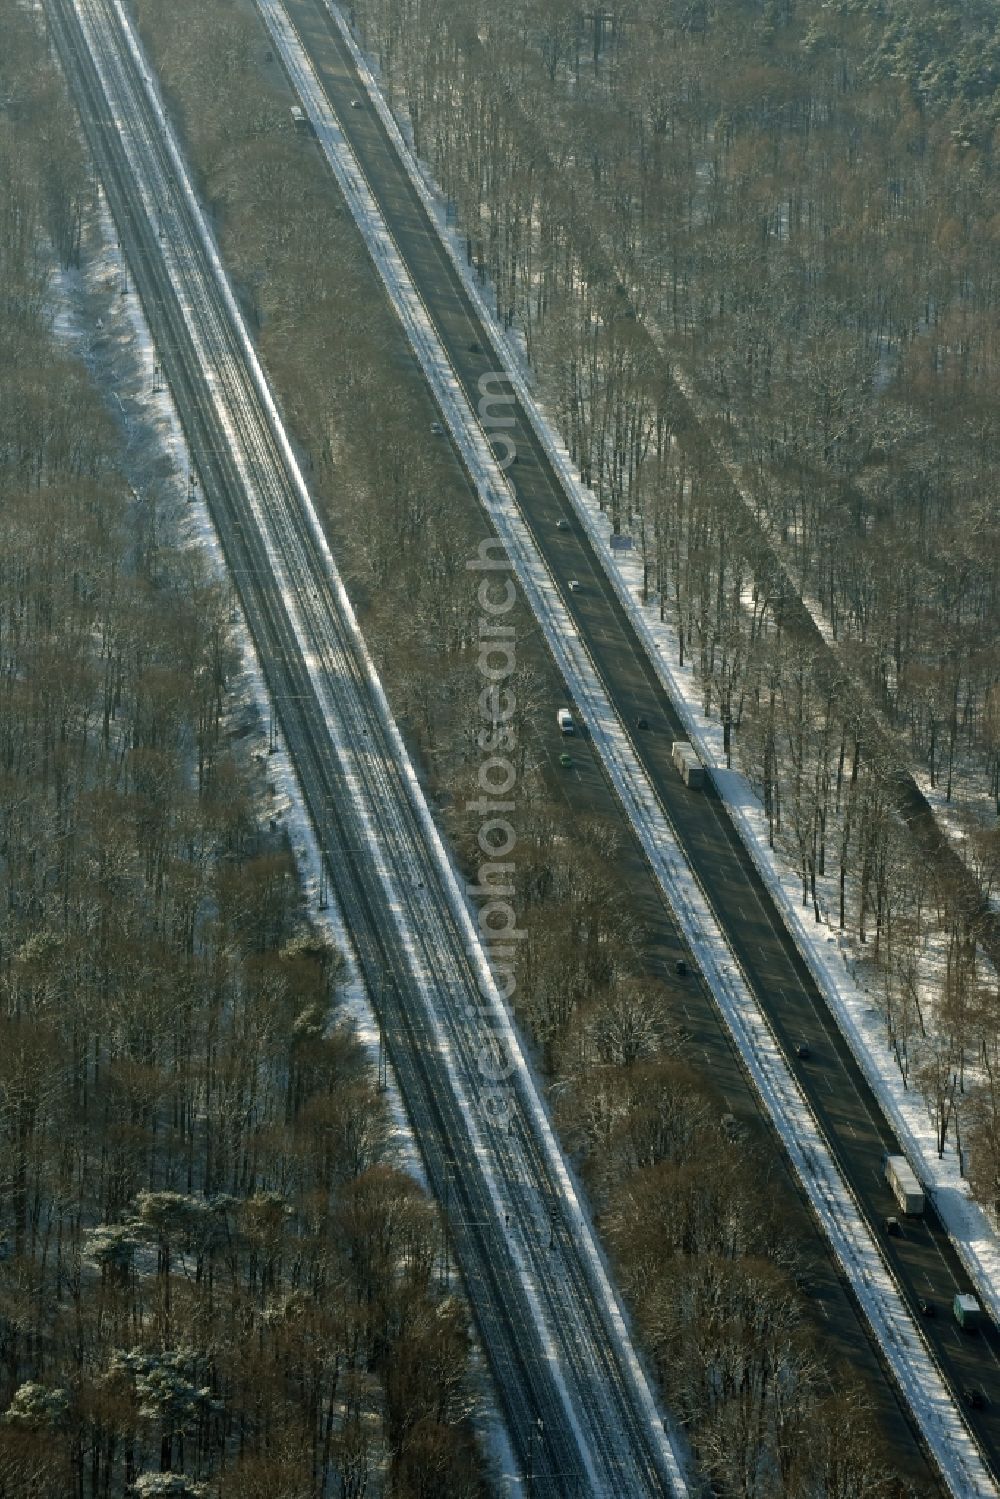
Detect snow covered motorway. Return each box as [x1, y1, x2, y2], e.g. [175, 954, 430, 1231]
[46, 0, 692, 1492]
[258, 3, 1000, 1494]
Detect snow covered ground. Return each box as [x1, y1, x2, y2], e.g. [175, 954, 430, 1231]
[261, 4, 998, 1490]
[319, 1, 1000, 1343]
[71, 194, 427, 1185]
[665, 366, 1000, 899]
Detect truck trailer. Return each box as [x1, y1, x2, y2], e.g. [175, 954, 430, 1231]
[954, 1293, 982, 1330]
[672, 741, 705, 789]
[884, 1154, 925, 1216]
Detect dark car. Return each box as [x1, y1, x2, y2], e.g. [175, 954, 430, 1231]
[964, 1387, 986, 1410]
[796, 1042, 811, 1060]
[468, 340, 482, 354]
[636, 715, 650, 730]
[675, 958, 688, 978]
[918, 1297, 936, 1317]
[884, 1215, 902, 1237]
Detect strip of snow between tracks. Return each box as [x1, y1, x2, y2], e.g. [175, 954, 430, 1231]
[259, 3, 998, 1494]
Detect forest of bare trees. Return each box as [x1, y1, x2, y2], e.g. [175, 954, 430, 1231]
[0, 9, 482, 1496]
[349, 0, 1000, 813]
[121, 0, 928, 1489]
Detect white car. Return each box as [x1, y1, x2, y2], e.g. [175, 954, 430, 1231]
[556, 709, 575, 735]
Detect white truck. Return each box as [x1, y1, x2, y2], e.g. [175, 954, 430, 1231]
[672, 740, 705, 789]
[884, 1154, 924, 1216]
[954, 1293, 983, 1331]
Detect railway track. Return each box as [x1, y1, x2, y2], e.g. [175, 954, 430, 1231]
[44, 0, 691, 1493]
